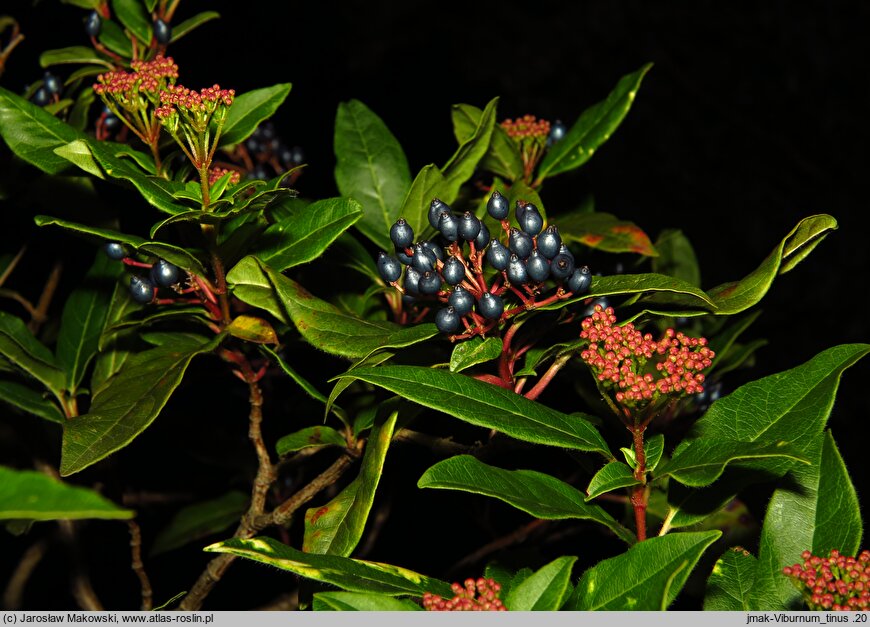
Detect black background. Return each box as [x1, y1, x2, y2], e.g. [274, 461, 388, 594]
[2, 0, 869, 611]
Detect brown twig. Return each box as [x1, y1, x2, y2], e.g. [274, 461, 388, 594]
[127, 521, 153, 610]
[28, 261, 63, 334]
[392, 428, 476, 457]
[524, 353, 571, 400]
[2, 540, 47, 609]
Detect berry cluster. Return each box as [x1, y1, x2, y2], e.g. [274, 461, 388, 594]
[234, 122, 304, 183]
[579, 305, 715, 409]
[29, 71, 62, 107]
[782, 549, 870, 611]
[376, 190, 592, 338]
[103, 243, 183, 304]
[422, 578, 507, 611]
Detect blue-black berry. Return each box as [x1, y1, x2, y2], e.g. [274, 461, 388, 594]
[550, 252, 575, 280]
[129, 276, 155, 304]
[103, 111, 121, 131]
[377, 252, 402, 283]
[103, 242, 126, 260]
[506, 254, 529, 285]
[420, 240, 444, 262]
[567, 265, 591, 294]
[486, 238, 510, 271]
[487, 190, 509, 220]
[150, 259, 180, 287]
[390, 218, 414, 249]
[31, 87, 50, 107]
[518, 202, 543, 236]
[85, 10, 102, 37]
[437, 211, 458, 242]
[418, 270, 442, 295]
[536, 225, 562, 259]
[474, 221, 490, 251]
[548, 120, 567, 146]
[428, 198, 450, 229]
[477, 292, 504, 320]
[448, 286, 474, 316]
[153, 19, 171, 44]
[394, 245, 413, 265]
[43, 72, 61, 96]
[526, 250, 551, 282]
[411, 243, 436, 272]
[508, 228, 533, 259]
[435, 306, 461, 334]
[442, 256, 465, 286]
[404, 267, 422, 295]
[457, 212, 481, 242]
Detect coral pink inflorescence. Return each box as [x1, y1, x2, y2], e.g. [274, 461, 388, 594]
[783, 549, 870, 611]
[422, 578, 507, 611]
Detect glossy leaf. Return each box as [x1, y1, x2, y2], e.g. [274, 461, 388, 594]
[585, 462, 640, 501]
[653, 229, 701, 287]
[220, 84, 293, 147]
[276, 426, 346, 457]
[312, 592, 421, 611]
[397, 164, 448, 240]
[325, 351, 393, 425]
[440, 97, 498, 201]
[334, 100, 411, 249]
[0, 381, 63, 423]
[344, 367, 610, 456]
[60, 334, 222, 476]
[0, 311, 65, 394]
[91, 278, 143, 394]
[169, 11, 220, 43]
[0, 466, 133, 520]
[303, 411, 396, 556]
[55, 253, 121, 392]
[537, 63, 652, 180]
[707, 310, 763, 373]
[255, 197, 363, 271]
[505, 556, 576, 611]
[39, 46, 113, 69]
[204, 536, 453, 597]
[226, 315, 278, 345]
[111, 0, 151, 43]
[151, 491, 248, 556]
[418, 456, 633, 544]
[225, 257, 287, 324]
[704, 547, 757, 611]
[54, 139, 103, 178]
[448, 336, 502, 373]
[557, 211, 656, 256]
[98, 19, 133, 57]
[566, 530, 720, 610]
[751, 430, 863, 610]
[451, 102, 523, 181]
[658, 440, 808, 488]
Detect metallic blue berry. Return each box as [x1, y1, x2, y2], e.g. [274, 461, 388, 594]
[477, 292, 504, 320]
[153, 18, 171, 44]
[103, 242, 126, 260]
[487, 190, 509, 220]
[377, 252, 402, 283]
[31, 87, 50, 107]
[435, 306, 461, 334]
[518, 202, 543, 236]
[567, 265, 592, 294]
[404, 267, 422, 295]
[421, 240, 445, 261]
[526, 250, 551, 282]
[129, 276, 155, 304]
[486, 238, 510, 271]
[85, 10, 102, 37]
[418, 270, 442, 295]
[457, 212, 481, 242]
[411, 243, 436, 272]
[550, 253, 575, 280]
[150, 259, 180, 287]
[547, 120, 567, 146]
[506, 254, 529, 285]
[508, 228, 533, 259]
[390, 218, 414, 249]
[442, 256, 465, 286]
[536, 225, 562, 259]
[428, 198, 450, 229]
[448, 286, 474, 316]
[43, 72, 61, 96]
[394, 245, 413, 265]
[474, 221, 490, 251]
[437, 211, 458, 242]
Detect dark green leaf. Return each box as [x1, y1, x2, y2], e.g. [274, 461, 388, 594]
[56, 252, 121, 392]
[151, 491, 248, 556]
[225, 257, 287, 324]
[312, 592, 421, 611]
[704, 547, 757, 611]
[0, 311, 64, 394]
[707, 310, 763, 373]
[111, 0, 151, 43]
[505, 556, 576, 611]
[585, 462, 640, 501]
[653, 229, 700, 287]
[0, 466, 133, 520]
[325, 351, 392, 426]
[169, 11, 220, 43]
[204, 536, 452, 597]
[751, 431, 863, 610]
[91, 279, 143, 394]
[39, 46, 113, 69]
[54, 139, 104, 178]
[69, 88, 97, 132]
[220, 84, 293, 147]
[303, 411, 396, 556]
[557, 211, 657, 256]
[537, 63, 652, 180]
[448, 336, 502, 373]
[397, 164, 448, 241]
[254, 197, 363, 271]
[452, 102, 523, 181]
[566, 530, 720, 610]
[334, 100, 412, 249]
[276, 426, 346, 457]
[344, 367, 611, 456]
[98, 20, 134, 57]
[60, 334, 222, 475]
[440, 97, 497, 201]
[0, 381, 63, 423]
[418, 456, 633, 544]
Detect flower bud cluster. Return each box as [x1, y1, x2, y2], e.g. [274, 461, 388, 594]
[94, 55, 179, 109]
[579, 305, 715, 407]
[155, 83, 234, 122]
[782, 549, 870, 611]
[500, 114, 551, 140]
[375, 190, 593, 339]
[422, 578, 507, 611]
[208, 166, 241, 186]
